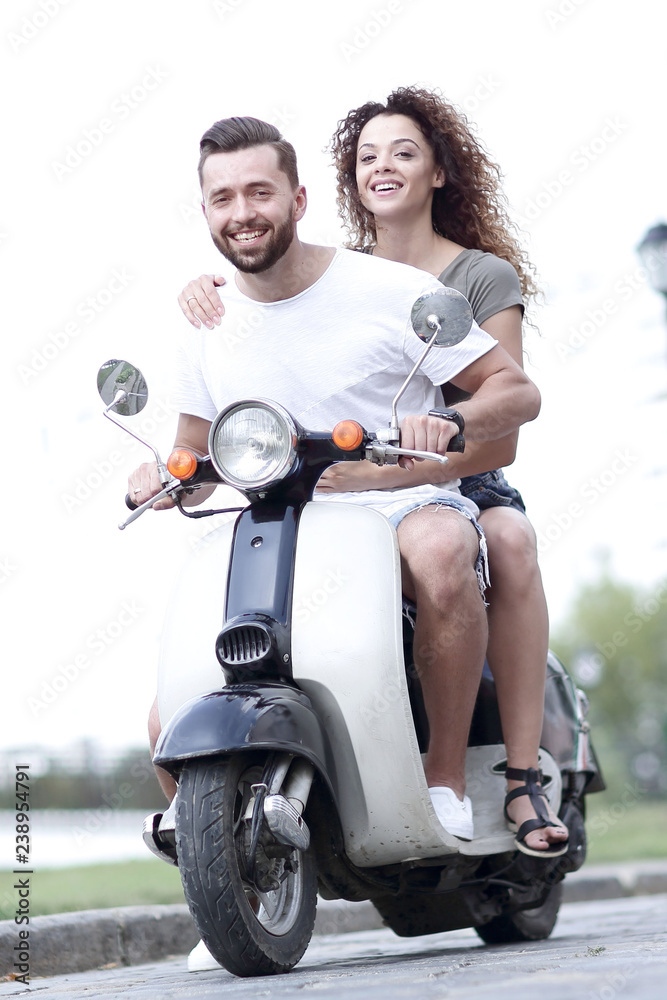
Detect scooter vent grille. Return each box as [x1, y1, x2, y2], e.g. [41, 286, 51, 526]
[219, 626, 271, 664]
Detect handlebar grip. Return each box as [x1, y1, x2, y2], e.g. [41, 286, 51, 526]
[446, 433, 465, 453]
[125, 493, 139, 511]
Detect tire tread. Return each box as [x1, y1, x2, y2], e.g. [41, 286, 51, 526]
[176, 757, 316, 977]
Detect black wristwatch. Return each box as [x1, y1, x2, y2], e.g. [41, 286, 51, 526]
[427, 407, 465, 453]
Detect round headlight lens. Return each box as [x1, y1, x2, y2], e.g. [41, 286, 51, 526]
[209, 400, 297, 489]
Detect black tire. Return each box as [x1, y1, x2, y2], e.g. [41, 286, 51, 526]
[474, 882, 562, 944]
[175, 755, 317, 977]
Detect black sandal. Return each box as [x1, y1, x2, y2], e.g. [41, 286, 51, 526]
[504, 766, 569, 858]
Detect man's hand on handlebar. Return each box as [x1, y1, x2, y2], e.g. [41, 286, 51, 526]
[398, 414, 460, 470]
[128, 462, 176, 510]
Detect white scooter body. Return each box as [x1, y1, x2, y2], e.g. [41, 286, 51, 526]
[157, 499, 562, 868]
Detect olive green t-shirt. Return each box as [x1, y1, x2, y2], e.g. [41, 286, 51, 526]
[361, 246, 523, 324]
[438, 249, 523, 326]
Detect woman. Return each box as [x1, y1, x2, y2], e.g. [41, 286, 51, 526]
[177, 88, 567, 858]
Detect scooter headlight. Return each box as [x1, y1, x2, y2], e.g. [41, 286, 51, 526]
[209, 399, 298, 490]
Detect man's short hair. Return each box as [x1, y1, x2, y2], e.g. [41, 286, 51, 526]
[198, 116, 299, 189]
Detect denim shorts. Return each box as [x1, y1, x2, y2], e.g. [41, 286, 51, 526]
[459, 469, 526, 514]
[388, 495, 489, 600]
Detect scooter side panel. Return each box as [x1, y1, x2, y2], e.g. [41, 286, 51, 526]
[291, 500, 463, 866]
[157, 521, 235, 726]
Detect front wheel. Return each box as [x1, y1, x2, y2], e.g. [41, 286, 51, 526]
[474, 882, 562, 944]
[175, 755, 317, 977]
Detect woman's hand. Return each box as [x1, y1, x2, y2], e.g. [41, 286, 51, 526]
[315, 461, 397, 494]
[177, 274, 227, 329]
[315, 459, 449, 493]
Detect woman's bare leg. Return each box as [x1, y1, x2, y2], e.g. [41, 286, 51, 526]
[479, 507, 567, 851]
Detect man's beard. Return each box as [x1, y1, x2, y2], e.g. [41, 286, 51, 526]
[211, 216, 295, 273]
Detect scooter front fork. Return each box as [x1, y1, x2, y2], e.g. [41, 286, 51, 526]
[248, 754, 315, 853]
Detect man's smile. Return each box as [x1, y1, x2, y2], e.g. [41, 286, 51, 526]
[228, 228, 269, 244]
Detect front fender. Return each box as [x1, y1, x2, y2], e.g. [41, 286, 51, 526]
[154, 683, 337, 802]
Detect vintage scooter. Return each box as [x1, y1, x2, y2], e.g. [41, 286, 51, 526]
[98, 287, 604, 979]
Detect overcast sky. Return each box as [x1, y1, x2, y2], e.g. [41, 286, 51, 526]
[2, 0, 666, 756]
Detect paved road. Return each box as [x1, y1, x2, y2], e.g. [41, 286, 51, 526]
[3, 893, 665, 999]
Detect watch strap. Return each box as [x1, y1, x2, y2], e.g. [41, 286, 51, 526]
[427, 407, 465, 453]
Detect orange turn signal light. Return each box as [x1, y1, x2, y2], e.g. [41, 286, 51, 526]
[167, 449, 198, 481]
[332, 420, 364, 451]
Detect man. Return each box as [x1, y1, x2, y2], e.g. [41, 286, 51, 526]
[131, 116, 540, 841]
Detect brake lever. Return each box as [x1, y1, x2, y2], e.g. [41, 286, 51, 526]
[365, 442, 449, 467]
[118, 479, 182, 530]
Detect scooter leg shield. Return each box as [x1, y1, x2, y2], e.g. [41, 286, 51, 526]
[291, 501, 466, 866]
[156, 520, 235, 726]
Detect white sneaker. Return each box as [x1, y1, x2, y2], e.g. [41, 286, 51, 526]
[187, 939, 221, 973]
[429, 786, 474, 840]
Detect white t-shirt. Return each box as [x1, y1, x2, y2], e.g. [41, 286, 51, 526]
[173, 248, 497, 516]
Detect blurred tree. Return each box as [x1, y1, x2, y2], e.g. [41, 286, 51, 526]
[551, 562, 667, 797]
[0, 746, 165, 809]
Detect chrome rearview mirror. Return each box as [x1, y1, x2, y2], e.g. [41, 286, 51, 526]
[410, 287, 473, 347]
[97, 359, 149, 416]
[384, 288, 474, 444]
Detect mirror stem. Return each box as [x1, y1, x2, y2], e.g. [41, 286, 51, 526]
[389, 317, 441, 440]
[103, 401, 170, 485]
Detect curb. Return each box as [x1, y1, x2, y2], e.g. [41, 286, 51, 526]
[2, 862, 667, 979]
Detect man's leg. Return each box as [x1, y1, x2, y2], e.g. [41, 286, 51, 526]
[397, 506, 487, 799]
[148, 700, 217, 971]
[148, 696, 177, 802]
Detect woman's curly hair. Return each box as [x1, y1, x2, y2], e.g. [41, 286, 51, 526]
[330, 86, 538, 304]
